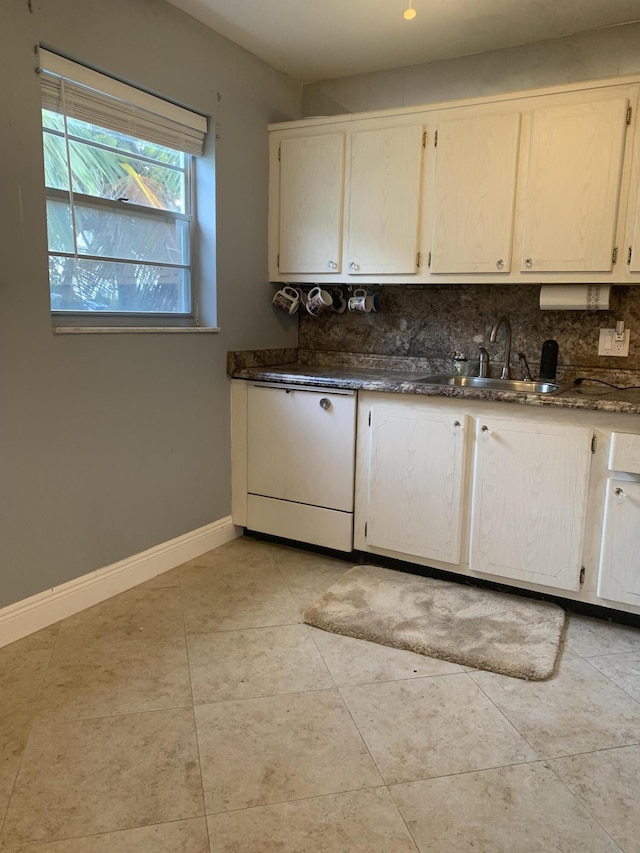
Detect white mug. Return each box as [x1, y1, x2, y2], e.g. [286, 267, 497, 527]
[272, 286, 300, 314]
[348, 288, 368, 312]
[306, 286, 333, 316]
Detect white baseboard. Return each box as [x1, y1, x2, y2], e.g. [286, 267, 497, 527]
[0, 516, 242, 649]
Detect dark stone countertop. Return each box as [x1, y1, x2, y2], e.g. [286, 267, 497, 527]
[228, 351, 640, 415]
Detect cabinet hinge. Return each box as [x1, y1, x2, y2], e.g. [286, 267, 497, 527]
[368, 410, 372, 427]
[580, 566, 586, 587]
[627, 106, 632, 126]
[434, 130, 438, 148]
[416, 251, 422, 269]
[612, 247, 618, 265]
[278, 144, 281, 161]
[428, 251, 432, 267]
[422, 131, 427, 148]
[628, 246, 633, 265]
[591, 434, 597, 454]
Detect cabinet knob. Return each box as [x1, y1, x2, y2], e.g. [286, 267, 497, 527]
[453, 420, 461, 428]
[496, 258, 504, 269]
[349, 261, 360, 271]
[319, 397, 332, 410]
[328, 260, 337, 270]
[481, 424, 490, 433]
[614, 487, 625, 497]
[525, 257, 533, 269]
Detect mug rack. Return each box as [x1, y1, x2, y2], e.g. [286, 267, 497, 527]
[272, 283, 382, 317]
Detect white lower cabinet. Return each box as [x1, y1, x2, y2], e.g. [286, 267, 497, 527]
[358, 394, 595, 595]
[469, 417, 593, 591]
[365, 400, 468, 564]
[598, 479, 640, 606]
[233, 382, 640, 613]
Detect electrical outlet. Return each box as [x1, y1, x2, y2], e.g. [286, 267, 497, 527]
[598, 328, 631, 357]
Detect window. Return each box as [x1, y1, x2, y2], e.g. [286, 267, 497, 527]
[39, 50, 207, 320]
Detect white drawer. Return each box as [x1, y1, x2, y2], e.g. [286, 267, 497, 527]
[247, 494, 353, 552]
[609, 432, 640, 474]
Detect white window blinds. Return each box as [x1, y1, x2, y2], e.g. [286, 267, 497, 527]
[39, 49, 207, 156]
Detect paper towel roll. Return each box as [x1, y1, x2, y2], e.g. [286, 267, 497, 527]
[539, 285, 610, 311]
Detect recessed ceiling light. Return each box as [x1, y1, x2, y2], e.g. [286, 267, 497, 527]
[403, 1, 416, 20]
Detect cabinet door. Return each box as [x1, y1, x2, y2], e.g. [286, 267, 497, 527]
[470, 417, 592, 590]
[520, 97, 629, 273]
[430, 113, 521, 274]
[247, 385, 355, 511]
[628, 210, 640, 272]
[627, 153, 640, 273]
[366, 402, 468, 564]
[598, 479, 640, 606]
[278, 134, 345, 274]
[347, 125, 424, 275]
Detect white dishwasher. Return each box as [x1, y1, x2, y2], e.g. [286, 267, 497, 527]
[246, 382, 356, 551]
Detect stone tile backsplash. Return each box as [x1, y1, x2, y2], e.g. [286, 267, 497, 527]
[297, 284, 640, 379]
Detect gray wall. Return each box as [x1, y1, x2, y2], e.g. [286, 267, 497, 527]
[1, 0, 301, 607]
[303, 23, 640, 115]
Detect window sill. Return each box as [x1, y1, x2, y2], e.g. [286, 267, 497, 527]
[54, 326, 220, 335]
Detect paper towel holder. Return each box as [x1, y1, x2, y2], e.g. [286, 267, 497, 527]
[539, 284, 611, 311]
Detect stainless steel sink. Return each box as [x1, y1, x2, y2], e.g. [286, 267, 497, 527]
[414, 375, 561, 394]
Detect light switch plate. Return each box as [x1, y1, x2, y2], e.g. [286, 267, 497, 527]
[598, 328, 630, 357]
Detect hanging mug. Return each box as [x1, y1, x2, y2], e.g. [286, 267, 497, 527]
[331, 289, 347, 314]
[348, 288, 368, 312]
[365, 292, 381, 313]
[306, 286, 333, 316]
[272, 286, 300, 314]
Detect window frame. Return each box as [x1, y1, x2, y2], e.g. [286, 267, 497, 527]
[40, 49, 206, 328]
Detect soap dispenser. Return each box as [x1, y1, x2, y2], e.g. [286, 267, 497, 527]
[452, 351, 469, 376]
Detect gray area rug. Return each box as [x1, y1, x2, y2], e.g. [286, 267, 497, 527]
[303, 565, 566, 680]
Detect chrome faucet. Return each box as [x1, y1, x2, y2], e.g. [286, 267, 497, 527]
[489, 316, 512, 379]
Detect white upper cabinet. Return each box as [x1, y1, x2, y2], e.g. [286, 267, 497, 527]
[277, 133, 345, 275]
[346, 124, 425, 275]
[628, 205, 640, 273]
[520, 97, 629, 273]
[429, 112, 521, 274]
[622, 103, 640, 275]
[268, 78, 640, 284]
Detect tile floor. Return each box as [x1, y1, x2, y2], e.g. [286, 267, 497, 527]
[1, 536, 640, 852]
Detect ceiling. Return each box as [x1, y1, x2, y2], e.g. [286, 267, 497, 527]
[165, 0, 640, 83]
